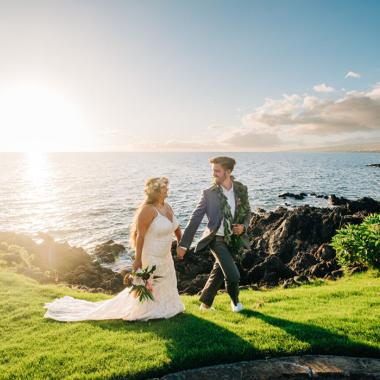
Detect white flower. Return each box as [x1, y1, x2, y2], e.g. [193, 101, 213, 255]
[132, 277, 144, 286]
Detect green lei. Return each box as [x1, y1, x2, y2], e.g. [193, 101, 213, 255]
[212, 176, 250, 258]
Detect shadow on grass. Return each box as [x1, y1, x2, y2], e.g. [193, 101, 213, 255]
[75, 307, 380, 379]
[240, 309, 380, 358]
[96, 312, 257, 380]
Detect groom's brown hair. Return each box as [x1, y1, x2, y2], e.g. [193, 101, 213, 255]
[209, 156, 236, 171]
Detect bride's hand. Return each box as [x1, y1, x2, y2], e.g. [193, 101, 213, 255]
[132, 258, 142, 272]
[176, 246, 186, 260]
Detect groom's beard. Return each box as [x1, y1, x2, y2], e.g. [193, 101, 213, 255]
[213, 173, 227, 185]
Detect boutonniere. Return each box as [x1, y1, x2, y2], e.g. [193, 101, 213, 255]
[236, 197, 242, 207]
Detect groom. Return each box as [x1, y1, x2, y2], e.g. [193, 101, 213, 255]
[177, 156, 251, 312]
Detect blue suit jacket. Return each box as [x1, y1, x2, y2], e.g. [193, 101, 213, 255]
[179, 181, 251, 252]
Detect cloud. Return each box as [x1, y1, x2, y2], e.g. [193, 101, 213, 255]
[313, 83, 335, 93]
[123, 82, 380, 151]
[241, 83, 380, 137]
[345, 71, 361, 79]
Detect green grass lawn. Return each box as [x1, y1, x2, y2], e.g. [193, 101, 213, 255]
[1, 269, 379, 380]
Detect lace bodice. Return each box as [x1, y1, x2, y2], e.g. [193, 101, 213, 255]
[142, 208, 179, 260]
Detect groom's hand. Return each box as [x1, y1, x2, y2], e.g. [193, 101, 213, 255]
[176, 246, 187, 260]
[232, 224, 245, 235]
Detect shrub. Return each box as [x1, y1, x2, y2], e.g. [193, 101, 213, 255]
[331, 213, 380, 270]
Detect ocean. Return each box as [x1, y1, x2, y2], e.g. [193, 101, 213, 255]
[1, 152, 379, 270]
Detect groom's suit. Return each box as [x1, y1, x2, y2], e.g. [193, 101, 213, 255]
[179, 180, 251, 307]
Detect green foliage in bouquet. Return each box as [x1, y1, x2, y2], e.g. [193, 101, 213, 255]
[123, 265, 162, 303]
[331, 213, 380, 270]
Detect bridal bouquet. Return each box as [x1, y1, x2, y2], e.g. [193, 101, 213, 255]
[123, 265, 162, 303]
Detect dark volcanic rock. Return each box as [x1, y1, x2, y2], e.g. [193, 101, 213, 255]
[2, 196, 378, 296]
[248, 255, 296, 286]
[171, 242, 214, 295]
[328, 195, 380, 213]
[282, 278, 300, 288]
[63, 262, 124, 292]
[307, 260, 340, 277]
[314, 243, 336, 261]
[173, 196, 379, 293]
[248, 204, 330, 264]
[310, 192, 329, 199]
[278, 191, 329, 201]
[278, 192, 307, 200]
[94, 240, 125, 263]
[179, 274, 209, 295]
[0, 232, 124, 294]
[332, 269, 344, 278]
[288, 252, 318, 274]
[348, 264, 368, 275]
[294, 275, 310, 283]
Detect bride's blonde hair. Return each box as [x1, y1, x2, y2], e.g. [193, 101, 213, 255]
[130, 176, 169, 248]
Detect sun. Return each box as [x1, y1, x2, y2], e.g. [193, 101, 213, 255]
[0, 84, 85, 152]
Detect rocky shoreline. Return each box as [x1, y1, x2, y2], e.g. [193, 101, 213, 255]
[1, 195, 379, 295]
[174, 195, 379, 294]
[0, 232, 125, 294]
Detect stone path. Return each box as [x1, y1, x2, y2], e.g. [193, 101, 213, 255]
[149, 355, 380, 379]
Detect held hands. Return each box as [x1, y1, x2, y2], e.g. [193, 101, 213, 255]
[176, 246, 186, 260]
[175, 225, 244, 261]
[232, 224, 245, 236]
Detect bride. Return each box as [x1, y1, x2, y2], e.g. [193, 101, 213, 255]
[44, 176, 185, 322]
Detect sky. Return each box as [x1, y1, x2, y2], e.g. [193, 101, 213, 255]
[0, 0, 379, 152]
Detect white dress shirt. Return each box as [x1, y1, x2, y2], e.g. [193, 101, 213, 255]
[215, 183, 235, 236]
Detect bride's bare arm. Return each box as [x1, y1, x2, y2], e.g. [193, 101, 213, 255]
[174, 226, 182, 244]
[133, 205, 155, 271]
[166, 203, 182, 244]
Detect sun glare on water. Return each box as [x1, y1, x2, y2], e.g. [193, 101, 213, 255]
[24, 151, 50, 185]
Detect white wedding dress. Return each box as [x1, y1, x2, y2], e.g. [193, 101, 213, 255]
[44, 209, 185, 322]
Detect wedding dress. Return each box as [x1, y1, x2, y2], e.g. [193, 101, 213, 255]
[44, 208, 185, 322]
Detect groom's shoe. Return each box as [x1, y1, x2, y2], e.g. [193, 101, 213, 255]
[231, 301, 244, 312]
[199, 303, 215, 311]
